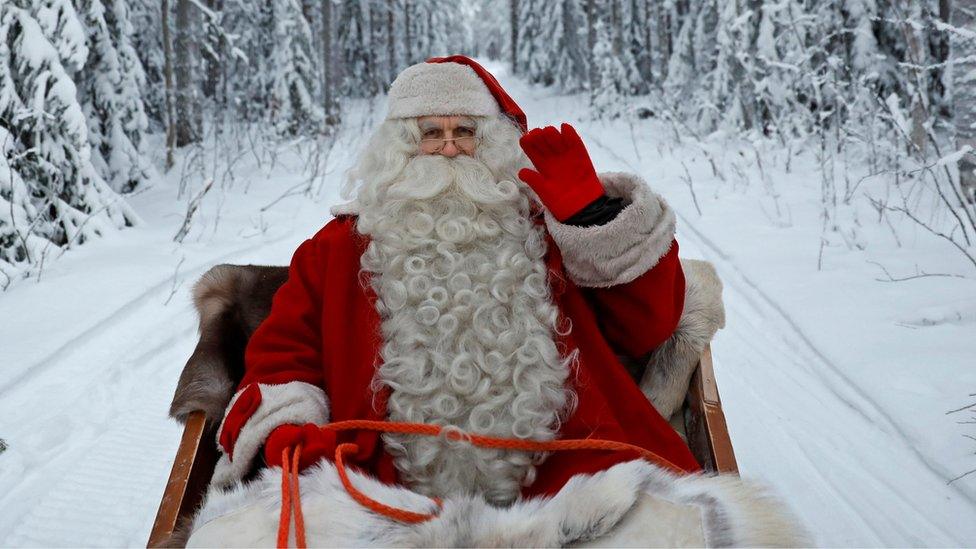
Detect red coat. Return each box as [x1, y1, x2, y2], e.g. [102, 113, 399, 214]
[235, 213, 700, 496]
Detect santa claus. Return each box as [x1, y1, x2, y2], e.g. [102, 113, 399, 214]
[181, 57, 807, 546]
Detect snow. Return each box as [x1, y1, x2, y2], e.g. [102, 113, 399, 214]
[1, 62, 975, 547]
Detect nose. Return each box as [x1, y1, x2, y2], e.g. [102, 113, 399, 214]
[440, 140, 460, 157]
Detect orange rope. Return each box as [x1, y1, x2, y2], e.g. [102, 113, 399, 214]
[276, 420, 692, 548]
[277, 445, 306, 549]
[334, 442, 444, 524]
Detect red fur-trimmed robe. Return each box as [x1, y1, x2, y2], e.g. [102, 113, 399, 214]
[212, 172, 701, 494]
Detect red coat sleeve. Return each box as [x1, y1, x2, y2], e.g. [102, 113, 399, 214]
[582, 240, 685, 359]
[238, 229, 329, 389]
[212, 224, 336, 486]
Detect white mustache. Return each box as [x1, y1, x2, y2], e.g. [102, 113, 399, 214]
[385, 154, 522, 206]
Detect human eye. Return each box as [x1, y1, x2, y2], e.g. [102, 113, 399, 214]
[456, 126, 475, 137]
[421, 128, 443, 139]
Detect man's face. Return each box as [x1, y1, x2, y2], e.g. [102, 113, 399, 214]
[417, 116, 478, 157]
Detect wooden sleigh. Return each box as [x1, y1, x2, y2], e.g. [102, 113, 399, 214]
[146, 265, 737, 547]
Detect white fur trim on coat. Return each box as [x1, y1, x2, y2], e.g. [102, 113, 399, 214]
[544, 172, 677, 288]
[641, 259, 726, 419]
[211, 381, 330, 488]
[187, 459, 810, 547]
[386, 62, 501, 120]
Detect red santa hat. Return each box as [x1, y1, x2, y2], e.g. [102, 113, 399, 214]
[386, 55, 528, 133]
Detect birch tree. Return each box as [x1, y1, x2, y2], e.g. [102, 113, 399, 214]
[953, 0, 976, 200]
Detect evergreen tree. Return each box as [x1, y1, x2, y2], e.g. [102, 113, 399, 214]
[269, 0, 323, 134]
[337, 0, 375, 96]
[0, 4, 135, 281]
[546, 0, 587, 92]
[78, 0, 149, 192]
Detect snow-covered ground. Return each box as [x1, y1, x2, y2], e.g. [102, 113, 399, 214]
[1, 61, 974, 547]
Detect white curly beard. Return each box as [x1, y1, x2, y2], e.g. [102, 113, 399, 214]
[354, 140, 576, 506]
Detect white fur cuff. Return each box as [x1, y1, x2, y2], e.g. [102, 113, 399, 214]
[544, 172, 677, 288]
[212, 381, 330, 488]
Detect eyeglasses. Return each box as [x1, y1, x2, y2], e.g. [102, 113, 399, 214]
[419, 136, 480, 154]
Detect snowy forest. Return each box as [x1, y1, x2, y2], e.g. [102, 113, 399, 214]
[2, 0, 976, 546]
[2, 0, 975, 284]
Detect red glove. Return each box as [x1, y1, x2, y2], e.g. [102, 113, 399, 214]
[518, 123, 605, 221]
[263, 423, 337, 471]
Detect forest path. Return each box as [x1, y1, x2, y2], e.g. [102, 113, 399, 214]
[1, 64, 973, 547]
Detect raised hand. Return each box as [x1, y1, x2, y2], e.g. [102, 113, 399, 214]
[518, 123, 605, 221]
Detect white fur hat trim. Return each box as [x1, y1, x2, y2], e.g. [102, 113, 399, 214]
[387, 62, 501, 120]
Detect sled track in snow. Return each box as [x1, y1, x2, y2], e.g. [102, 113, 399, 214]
[0, 230, 297, 397]
[583, 128, 973, 505]
[1, 326, 195, 546]
[677, 215, 976, 508]
[0, 231, 301, 544]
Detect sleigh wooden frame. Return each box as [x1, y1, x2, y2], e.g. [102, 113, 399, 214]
[147, 344, 736, 547]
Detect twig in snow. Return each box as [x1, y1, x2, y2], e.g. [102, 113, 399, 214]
[163, 256, 186, 306]
[882, 203, 976, 272]
[948, 468, 976, 484]
[174, 179, 215, 243]
[626, 118, 642, 161]
[947, 401, 976, 415]
[261, 181, 309, 212]
[679, 161, 702, 216]
[867, 260, 968, 282]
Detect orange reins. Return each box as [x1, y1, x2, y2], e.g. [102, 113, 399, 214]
[276, 420, 690, 548]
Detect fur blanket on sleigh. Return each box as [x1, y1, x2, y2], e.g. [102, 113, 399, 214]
[185, 458, 809, 547]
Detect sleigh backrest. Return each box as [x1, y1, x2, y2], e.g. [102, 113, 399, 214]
[168, 264, 288, 426]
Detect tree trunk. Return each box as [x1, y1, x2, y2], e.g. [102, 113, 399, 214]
[203, 0, 222, 100]
[660, 3, 672, 79]
[953, 0, 976, 200]
[175, 0, 200, 146]
[321, 0, 339, 127]
[162, 0, 176, 168]
[510, 0, 518, 74]
[387, 0, 396, 81]
[898, 0, 928, 153]
[586, 0, 596, 90]
[610, 0, 621, 56]
[403, 0, 412, 64]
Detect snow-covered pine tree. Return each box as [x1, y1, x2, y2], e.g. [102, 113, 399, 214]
[624, 0, 652, 93]
[515, 0, 543, 82]
[268, 0, 323, 134]
[663, 0, 700, 103]
[701, 0, 756, 131]
[127, 0, 165, 129]
[0, 3, 135, 283]
[78, 0, 150, 192]
[610, 0, 644, 96]
[337, 0, 376, 96]
[544, 0, 587, 92]
[589, 14, 629, 118]
[464, 0, 507, 61]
